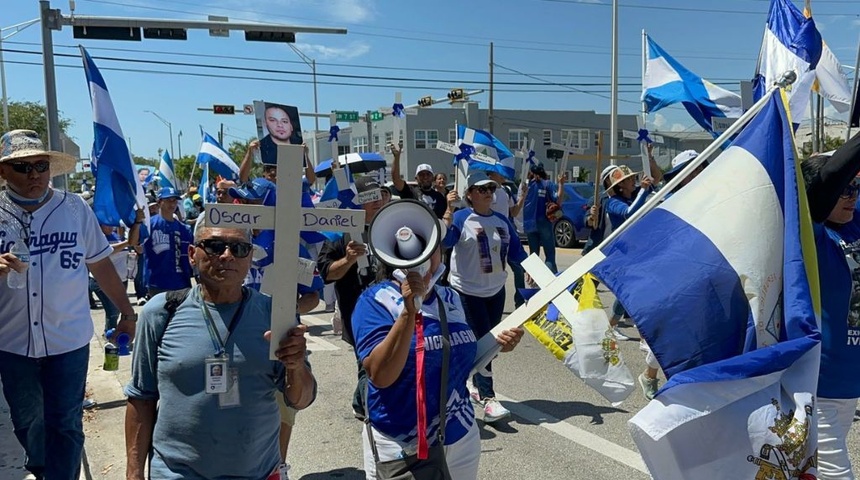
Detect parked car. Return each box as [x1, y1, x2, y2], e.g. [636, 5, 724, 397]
[553, 182, 596, 248]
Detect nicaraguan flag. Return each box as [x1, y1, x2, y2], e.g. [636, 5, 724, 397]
[642, 35, 743, 133]
[752, 0, 822, 120]
[158, 150, 176, 190]
[80, 47, 149, 230]
[457, 125, 516, 180]
[590, 90, 821, 479]
[803, 6, 854, 114]
[197, 131, 239, 180]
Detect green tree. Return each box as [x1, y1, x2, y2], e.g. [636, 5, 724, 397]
[2, 100, 72, 140]
[801, 135, 845, 159]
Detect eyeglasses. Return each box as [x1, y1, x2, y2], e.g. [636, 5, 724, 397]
[215, 189, 229, 195]
[196, 239, 253, 258]
[841, 182, 860, 199]
[472, 185, 497, 194]
[8, 161, 50, 174]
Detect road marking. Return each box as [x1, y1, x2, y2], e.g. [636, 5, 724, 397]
[495, 393, 649, 474]
[302, 313, 342, 351]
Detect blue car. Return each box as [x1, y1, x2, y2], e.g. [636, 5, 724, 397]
[553, 182, 595, 248]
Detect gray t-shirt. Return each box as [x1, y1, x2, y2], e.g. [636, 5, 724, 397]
[125, 286, 295, 479]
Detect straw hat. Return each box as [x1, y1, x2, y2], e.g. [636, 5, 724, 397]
[601, 165, 638, 190]
[0, 130, 77, 183]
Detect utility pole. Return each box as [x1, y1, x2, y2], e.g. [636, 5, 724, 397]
[489, 42, 495, 135]
[365, 111, 373, 153]
[40, 1, 65, 189]
[178, 130, 183, 159]
[219, 123, 224, 145]
[609, 0, 619, 160]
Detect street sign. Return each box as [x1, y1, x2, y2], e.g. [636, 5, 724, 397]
[370, 111, 385, 122]
[571, 166, 581, 179]
[213, 105, 235, 115]
[208, 15, 229, 37]
[243, 104, 254, 115]
[712, 117, 738, 134]
[335, 111, 359, 122]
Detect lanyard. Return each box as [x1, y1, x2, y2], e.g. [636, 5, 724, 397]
[199, 287, 248, 357]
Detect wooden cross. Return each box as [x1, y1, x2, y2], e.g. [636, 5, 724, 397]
[378, 92, 418, 175]
[203, 144, 366, 359]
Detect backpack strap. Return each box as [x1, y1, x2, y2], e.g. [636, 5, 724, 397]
[157, 288, 191, 347]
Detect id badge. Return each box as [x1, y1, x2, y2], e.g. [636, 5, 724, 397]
[205, 356, 229, 394]
[218, 368, 241, 409]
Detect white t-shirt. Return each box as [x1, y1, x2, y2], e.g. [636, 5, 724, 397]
[491, 186, 514, 218]
[0, 190, 112, 357]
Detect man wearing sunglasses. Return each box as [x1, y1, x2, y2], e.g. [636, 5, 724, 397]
[0, 129, 138, 480]
[125, 220, 316, 480]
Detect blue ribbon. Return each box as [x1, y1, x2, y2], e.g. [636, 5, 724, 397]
[328, 126, 340, 142]
[526, 150, 536, 165]
[636, 128, 652, 144]
[454, 143, 475, 165]
[392, 103, 405, 118]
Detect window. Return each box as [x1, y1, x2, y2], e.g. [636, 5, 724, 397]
[543, 129, 552, 146]
[373, 134, 380, 152]
[337, 145, 350, 155]
[509, 129, 528, 151]
[448, 129, 457, 144]
[616, 131, 631, 149]
[560, 129, 590, 150]
[414, 129, 438, 150]
[352, 136, 368, 153]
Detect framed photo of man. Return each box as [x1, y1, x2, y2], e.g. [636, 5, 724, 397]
[253, 101, 304, 165]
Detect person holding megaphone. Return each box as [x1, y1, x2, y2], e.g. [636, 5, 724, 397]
[352, 236, 524, 479]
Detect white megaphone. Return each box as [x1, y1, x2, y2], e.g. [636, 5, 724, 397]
[367, 199, 445, 308]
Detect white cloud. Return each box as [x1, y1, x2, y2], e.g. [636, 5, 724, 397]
[214, 0, 375, 24]
[670, 123, 686, 132]
[294, 41, 371, 60]
[327, 0, 376, 23]
[853, 19, 860, 27]
[651, 113, 667, 129]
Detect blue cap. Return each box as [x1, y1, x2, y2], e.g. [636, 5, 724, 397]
[157, 187, 181, 200]
[229, 178, 276, 201]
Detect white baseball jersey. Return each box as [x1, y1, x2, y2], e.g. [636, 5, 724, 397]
[0, 190, 112, 357]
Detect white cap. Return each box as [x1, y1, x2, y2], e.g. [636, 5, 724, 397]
[415, 164, 433, 176]
[670, 150, 699, 170]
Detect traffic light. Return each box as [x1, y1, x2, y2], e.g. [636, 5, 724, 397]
[447, 89, 466, 102]
[143, 28, 188, 40]
[73, 26, 142, 41]
[417, 96, 433, 107]
[244, 31, 296, 43]
[213, 105, 235, 115]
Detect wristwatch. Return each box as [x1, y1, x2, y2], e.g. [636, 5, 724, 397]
[120, 313, 138, 322]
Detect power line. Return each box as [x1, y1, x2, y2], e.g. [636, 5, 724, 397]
[493, 62, 643, 104]
[536, 0, 858, 16]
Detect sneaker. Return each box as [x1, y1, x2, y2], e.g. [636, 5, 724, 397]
[83, 398, 97, 409]
[612, 327, 632, 341]
[331, 312, 343, 336]
[638, 373, 659, 400]
[466, 380, 482, 407]
[137, 298, 147, 306]
[323, 303, 336, 313]
[482, 398, 511, 423]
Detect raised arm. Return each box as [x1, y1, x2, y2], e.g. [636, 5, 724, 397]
[239, 140, 260, 184]
[389, 143, 407, 192]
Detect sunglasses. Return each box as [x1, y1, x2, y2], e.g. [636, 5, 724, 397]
[471, 185, 497, 194]
[8, 161, 50, 174]
[842, 182, 860, 199]
[196, 239, 253, 258]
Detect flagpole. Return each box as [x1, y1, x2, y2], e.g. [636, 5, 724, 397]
[609, 0, 619, 162]
[847, 32, 860, 141]
[640, 29, 650, 177]
[189, 159, 198, 187]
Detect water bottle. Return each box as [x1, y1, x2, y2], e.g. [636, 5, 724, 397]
[6, 241, 30, 289]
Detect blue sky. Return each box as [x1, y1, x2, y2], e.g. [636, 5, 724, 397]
[3, 0, 859, 160]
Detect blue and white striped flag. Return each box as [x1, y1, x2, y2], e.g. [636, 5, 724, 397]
[197, 131, 239, 180]
[457, 125, 516, 181]
[80, 46, 149, 230]
[158, 149, 176, 190]
[591, 90, 820, 478]
[642, 35, 743, 133]
[752, 0, 822, 120]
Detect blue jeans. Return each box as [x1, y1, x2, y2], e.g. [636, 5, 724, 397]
[510, 262, 526, 307]
[458, 287, 506, 400]
[526, 220, 558, 274]
[0, 345, 89, 479]
[133, 251, 146, 300]
[89, 276, 125, 333]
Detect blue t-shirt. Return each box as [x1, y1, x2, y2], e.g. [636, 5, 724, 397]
[443, 208, 527, 297]
[125, 286, 302, 479]
[816, 218, 860, 399]
[604, 186, 652, 231]
[522, 178, 558, 233]
[144, 215, 193, 290]
[245, 228, 323, 297]
[353, 283, 477, 446]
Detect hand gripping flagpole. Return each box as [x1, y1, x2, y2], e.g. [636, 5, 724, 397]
[472, 72, 797, 376]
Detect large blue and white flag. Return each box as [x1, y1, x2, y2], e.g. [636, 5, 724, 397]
[158, 149, 176, 190]
[642, 35, 743, 133]
[80, 47, 149, 229]
[457, 125, 516, 181]
[591, 90, 821, 479]
[752, 0, 822, 120]
[196, 131, 239, 180]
